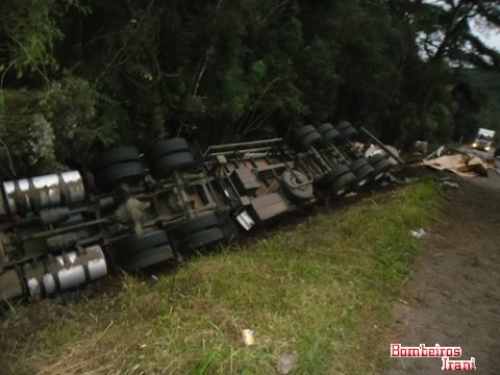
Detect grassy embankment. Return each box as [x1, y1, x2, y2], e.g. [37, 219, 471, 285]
[0, 178, 440, 375]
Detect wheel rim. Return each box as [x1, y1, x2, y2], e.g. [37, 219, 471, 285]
[335, 188, 346, 196]
[356, 178, 368, 188]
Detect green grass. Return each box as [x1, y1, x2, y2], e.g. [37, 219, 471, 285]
[0, 179, 440, 375]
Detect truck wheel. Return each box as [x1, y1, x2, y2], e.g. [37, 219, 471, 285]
[113, 230, 174, 272]
[172, 213, 227, 251]
[121, 245, 175, 272]
[329, 172, 356, 197]
[172, 213, 221, 238]
[317, 123, 342, 145]
[321, 165, 350, 187]
[149, 152, 196, 179]
[94, 162, 145, 192]
[352, 164, 375, 189]
[89, 147, 145, 192]
[292, 125, 322, 152]
[147, 138, 191, 160]
[280, 170, 314, 202]
[320, 165, 356, 197]
[146, 138, 197, 178]
[367, 153, 388, 165]
[338, 126, 358, 141]
[336, 121, 353, 133]
[372, 158, 392, 181]
[349, 157, 369, 171]
[89, 147, 141, 173]
[185, 227, 225, 251]
[349, 157, 375, 189]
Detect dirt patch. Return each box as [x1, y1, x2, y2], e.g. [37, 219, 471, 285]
[385, 171, 500, 374]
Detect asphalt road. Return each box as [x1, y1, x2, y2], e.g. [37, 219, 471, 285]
[386, 149, 500, 375]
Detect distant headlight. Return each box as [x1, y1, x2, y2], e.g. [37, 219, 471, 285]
[485, 146, 491, 151]
[472, 143, 477, 147]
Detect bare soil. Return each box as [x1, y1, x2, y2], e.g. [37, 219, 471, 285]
[385, 170, 500, 374]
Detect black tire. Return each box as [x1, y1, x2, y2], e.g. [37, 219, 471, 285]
[114, 230, 174, 271]
[280, 170, 314, 202]
[185, 227, 225, 251]
[292, 125, 322, 152]
[320, 165, 351, 187]
[89, 147, 141, 174]
[336, 121, 352, 133]
[316, 123, 335, 135]
[117, 230, 170, 258]
[367, 153, 388, 166]
[372, 158, 392, 181]
[301, 131, 322, 150]
[349, 157, 369, 172]
[317, 123, 342, 145]
[147, 138, 191, 161]
[121, 244, 174, 272]
[329, 172, 356, 197]
[172, 213, 220, 238]
[150, 151, 196, 178]
[352, 164, 375, 189]
[339, 126, 358, 140]
[292, 125, 317, 140]
[94, 162, 145, 191]
[324, 129, 342, 145]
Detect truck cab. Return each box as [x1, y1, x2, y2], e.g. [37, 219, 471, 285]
[472, 128, 495, 151]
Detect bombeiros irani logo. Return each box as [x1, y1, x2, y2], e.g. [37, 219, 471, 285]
[391, 343, 477, 371]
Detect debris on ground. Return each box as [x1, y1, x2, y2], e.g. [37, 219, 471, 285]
[410, 228, 426, 239]
[359, 127, 406, 166]
[242, 329, 255, 346]
[353, 142, 402, 169]
[414, 140, 428, 154]
[422, 146, 493, 177]
[424, 145, 446, 161]
[345, 192, 358, 198]
[404, 177, 420, 184]
[277, 351, 299, 375]
[381, 173, 420, 187]
[442, 180, 460, 188]
[363, 144, 401, 166]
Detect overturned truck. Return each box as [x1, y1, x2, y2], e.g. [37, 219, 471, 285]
[0, 122, 399, 304]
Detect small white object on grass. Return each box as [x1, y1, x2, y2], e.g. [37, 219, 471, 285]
[242, 329, 255, 346]
[410, 228, 426, 239]
[277, 351, 299, 375]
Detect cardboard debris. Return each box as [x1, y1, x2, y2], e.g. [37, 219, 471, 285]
[423, 153, 492, 177]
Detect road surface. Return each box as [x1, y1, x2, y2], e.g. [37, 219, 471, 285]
[384, 158, 500, 374]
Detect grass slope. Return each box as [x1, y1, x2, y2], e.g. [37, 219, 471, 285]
[0, 179, 440, 375]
